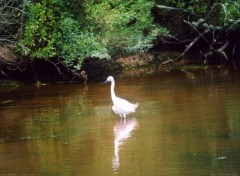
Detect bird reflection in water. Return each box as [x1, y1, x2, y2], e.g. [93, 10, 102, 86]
[112, 118, 138, 172]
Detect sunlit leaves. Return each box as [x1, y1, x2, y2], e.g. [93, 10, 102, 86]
[220, 1, 240, 26]
[83, 0, 165, 56]
[18, 0, 58, 59]
[18, 0, 167, 69]
[57, 17, 110, 69]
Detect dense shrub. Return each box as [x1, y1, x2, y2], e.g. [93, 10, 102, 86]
[18, 0, 167, 69]
[16, 0, 240, 70]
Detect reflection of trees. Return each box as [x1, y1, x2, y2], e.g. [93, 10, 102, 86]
[131, 69, 240, 174]
[0, 84, 93, 174]
[0, 70, 240, 174]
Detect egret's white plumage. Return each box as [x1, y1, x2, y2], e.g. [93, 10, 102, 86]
[104, 76, 138, 118]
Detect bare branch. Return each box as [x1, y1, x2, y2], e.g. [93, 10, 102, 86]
[0, 69, 8, 77]
[0, 0, 23, 47]
[161, 34, 193, 44]
[216, 40, 230, 60]
[162, 58, 175, 65]
[174, 33, 202, 61]
[48, 60, 63, 75]
[183, 20, 213, 49]
[155, 5, 197, 17]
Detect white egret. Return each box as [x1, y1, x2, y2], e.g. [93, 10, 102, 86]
[104, 76, 138, 118]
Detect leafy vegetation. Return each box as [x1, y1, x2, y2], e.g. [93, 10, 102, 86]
[83, 0, 166, 56]
[17, 0, 167, 69]
[156, 0, 240, 25]
[155, 0, 240, 68]
[1, 0, 240, 74]
[219, 1, 240, 26]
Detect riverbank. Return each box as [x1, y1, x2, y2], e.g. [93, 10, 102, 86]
[0, 48, 224, 84]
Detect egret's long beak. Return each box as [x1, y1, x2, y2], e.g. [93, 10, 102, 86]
[103, 80, 108, 84]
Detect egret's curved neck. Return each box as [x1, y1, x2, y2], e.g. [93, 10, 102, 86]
[110, 79, 116, 100]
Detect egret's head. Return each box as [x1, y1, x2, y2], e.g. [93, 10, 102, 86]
[104, 76, 114, 84]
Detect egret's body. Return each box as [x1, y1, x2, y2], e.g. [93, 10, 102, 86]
[104, 76, 138, 118]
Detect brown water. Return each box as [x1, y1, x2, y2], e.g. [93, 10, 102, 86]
[0, 68, 240, 176]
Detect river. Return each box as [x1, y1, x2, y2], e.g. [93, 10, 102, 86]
[0, 68, 240, 176]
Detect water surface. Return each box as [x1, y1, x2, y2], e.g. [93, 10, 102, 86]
[0, 68, 240, 176]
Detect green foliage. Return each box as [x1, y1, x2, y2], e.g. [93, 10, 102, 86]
[83, 0, 166, 56]
[18, 0, 58, 59]
[157, 0, 240, 28]
[220, 1, 240, 26]
[18, 0, 167, 69]
[56, 17, 109, 69]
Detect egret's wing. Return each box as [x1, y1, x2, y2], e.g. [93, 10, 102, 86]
[113, 97, 138, 114]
